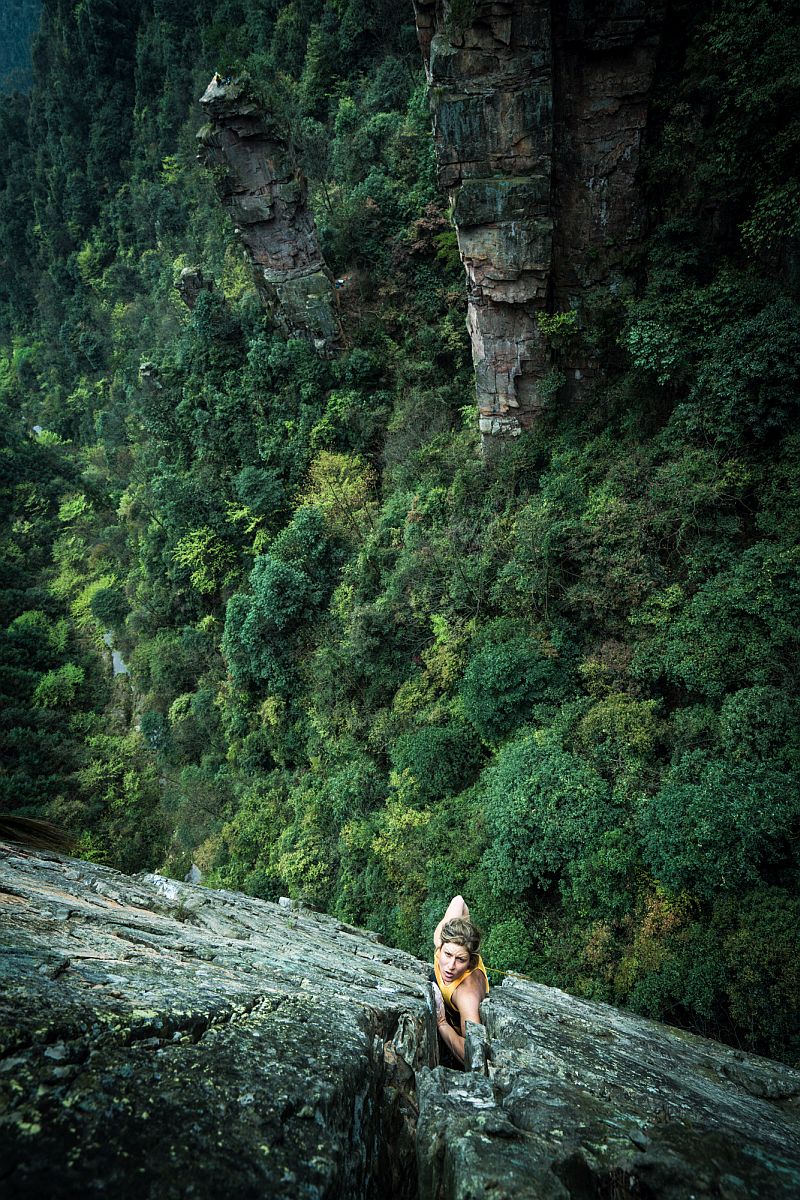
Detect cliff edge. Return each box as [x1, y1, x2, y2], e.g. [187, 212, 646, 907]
[2, 844, 799, 1198]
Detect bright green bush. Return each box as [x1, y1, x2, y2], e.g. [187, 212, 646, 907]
[33, 662, 85, 708]
[574, 693, 663, 781]
[481, 916, 538, 978]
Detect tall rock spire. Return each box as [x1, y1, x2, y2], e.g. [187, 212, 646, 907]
[413, 1, 664, 443]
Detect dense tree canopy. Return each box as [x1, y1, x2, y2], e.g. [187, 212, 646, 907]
[0, 0, 798, 1064]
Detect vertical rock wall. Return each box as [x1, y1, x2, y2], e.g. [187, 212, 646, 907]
[197, 76, 339, 354]
[413, 0, 665, 442]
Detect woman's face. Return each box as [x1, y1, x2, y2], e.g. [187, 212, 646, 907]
[439, 940, 471, 983]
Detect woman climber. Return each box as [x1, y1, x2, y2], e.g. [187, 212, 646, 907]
[432, 894, 489, 1065]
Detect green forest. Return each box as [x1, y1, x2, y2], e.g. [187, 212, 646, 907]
[1, 0, 798, 1065]
[0, 1, 41, 92]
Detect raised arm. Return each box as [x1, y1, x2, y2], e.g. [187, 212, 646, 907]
[433, 894, 470, 948]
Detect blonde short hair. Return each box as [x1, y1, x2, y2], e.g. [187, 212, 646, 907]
[440, 916, 481, 968]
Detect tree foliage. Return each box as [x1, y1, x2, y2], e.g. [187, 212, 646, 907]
[0, 0, 798, 1063]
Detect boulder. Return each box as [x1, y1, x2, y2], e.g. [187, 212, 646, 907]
[174, 266, 215, 310]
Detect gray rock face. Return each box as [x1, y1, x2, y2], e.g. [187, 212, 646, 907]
[174, 265, 215, 310]
[413, 1, 664, 442]
[417, 978, 800, 1200]
[0, 843, 433, 1199]
[197, 76, 339, 354]
[2, 844, 799, 1199]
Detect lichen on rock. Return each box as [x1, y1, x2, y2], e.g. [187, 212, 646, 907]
[0, 843, 433, 1199]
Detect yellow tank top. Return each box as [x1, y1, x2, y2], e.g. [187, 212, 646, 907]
[434, 946, 489, 1015]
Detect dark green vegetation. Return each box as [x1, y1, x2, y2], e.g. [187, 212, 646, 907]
[1, 0, 798, 1063]
[0, 1, 41, 93]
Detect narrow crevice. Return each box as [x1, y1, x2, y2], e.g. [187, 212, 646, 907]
[360, 994, 441, 1200]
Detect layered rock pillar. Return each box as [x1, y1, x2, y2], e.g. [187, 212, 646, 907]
[413, 1, 665, 441]
[197, 75, 339, 354]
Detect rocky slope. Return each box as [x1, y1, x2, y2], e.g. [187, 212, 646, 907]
[413, 0, 664, 441]
[2, 844, 799, 1199]
[0, 842, 432, 1199]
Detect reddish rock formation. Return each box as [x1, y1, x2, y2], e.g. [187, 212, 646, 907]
[413, 1, 664, 441]
[197, 75, 339, 354]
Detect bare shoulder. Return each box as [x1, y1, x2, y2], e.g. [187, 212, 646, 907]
[452, 966, 487, 1008]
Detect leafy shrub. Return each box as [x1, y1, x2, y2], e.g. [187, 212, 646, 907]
[222, 505, 340, 692]
[632, 542, 800, 698]
[390, 721, 482, 802]
[167, 688, 222, 764]
[480, 734, 614, 896]
[625, 924, 722, 1029]
[481, 916, 538, 977]
[639, 751, 799, 898]
[33, 662, 85, 707]
[460, 624, 572, 743]
[574, 693, 663, 781]
[561, 828, 641, 919]
[718, 686, 800, 767]
[678, 297, 800, 442]
[233, 466, 285, 516]
[140, 710, 170, 753]
[5, 610, 68, 669]
[718, 888, 800, 1059]
[222, 559, 311, 692]
[89, 584, 128, 629]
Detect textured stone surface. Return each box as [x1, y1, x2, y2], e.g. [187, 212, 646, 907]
[0, 843, 433, 1199]
[413, 1, 665, 440]
[417, 977, 800, 1200]
[3, 844, 799, 1200]
[197, 75, 339, 353]
[174, 265, 215, 310]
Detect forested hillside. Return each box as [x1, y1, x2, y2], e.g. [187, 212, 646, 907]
[1, 0, 798, 1064]
[0, 0, 41, 92]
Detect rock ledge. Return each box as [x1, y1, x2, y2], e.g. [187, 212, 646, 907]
[2, 844, 798, 1199]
